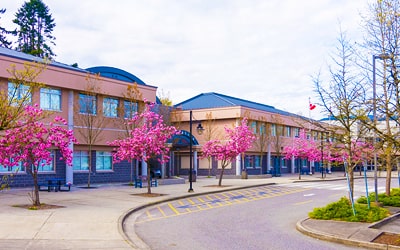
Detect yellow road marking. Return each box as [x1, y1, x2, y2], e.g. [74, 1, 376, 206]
[168, 203, 180, 215]
[157, 206, 166, 217]
[294, 200, 313, 205]
[136, 186, 314, 224]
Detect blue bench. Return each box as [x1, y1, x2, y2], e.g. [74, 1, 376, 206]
[38, 179, 71, 192]
[134, 176, 158, 188]
[134, 177, 143, 188]
[38, 182, 59, 192]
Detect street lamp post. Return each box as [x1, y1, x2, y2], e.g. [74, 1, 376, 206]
[372, 53, 390, 203]
[188, 110, 204, 192]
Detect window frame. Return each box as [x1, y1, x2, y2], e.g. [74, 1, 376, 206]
[95, 151, 113, 171]
[79, 93, 97, 115]
[123, 100, 138, 119]
[40, 87, 62, 111]
[73, 150, 89, 171]
[103, 97, 119, 118]
[8, 82, 31, 106]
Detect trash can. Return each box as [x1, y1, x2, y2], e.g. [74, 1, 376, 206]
[191, 170, 197, 182]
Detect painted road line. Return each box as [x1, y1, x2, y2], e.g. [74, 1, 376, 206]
[168, 203, 181, 215]
[136, 186, 313, 224]
[295, 200, 313, 205]
[157, 206, 166, 217]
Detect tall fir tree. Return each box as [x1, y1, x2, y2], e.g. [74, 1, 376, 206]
[0, 9, 12, 48]
[13, 0, 56, 58]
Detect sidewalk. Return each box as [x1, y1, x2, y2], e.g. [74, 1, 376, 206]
[0, 172, 398, 249]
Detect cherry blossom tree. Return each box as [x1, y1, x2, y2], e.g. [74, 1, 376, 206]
[202, 118, 255, 186]
[109, 103, 177, 194]
[283, 129, 320, 180]
[0, 105, 76, 206]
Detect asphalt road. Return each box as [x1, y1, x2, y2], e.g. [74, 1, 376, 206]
[134, 180, 371, 250]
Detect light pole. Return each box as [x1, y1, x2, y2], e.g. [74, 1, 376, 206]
[188, 110, 204, 192]
[372, 53, 390, 202]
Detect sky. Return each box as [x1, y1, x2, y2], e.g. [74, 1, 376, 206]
[1, 0, 369, 119]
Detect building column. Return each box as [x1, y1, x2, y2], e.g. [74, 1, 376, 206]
[142, 159, 148, 176]
[291, 155, 295, 173]
[66, 90, 74, 184]
[236, 155, 241, 175]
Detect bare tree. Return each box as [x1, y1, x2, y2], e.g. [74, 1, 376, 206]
[203, 112, 220, 177]
[314, 30, 368, 198]
[0, 61, 47, 131]
[75, 73, 107, 188]
[118, 82, 142, 184]
[362, 0, 400, 196]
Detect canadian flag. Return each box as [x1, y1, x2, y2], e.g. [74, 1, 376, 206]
[309, 103, 316, 110]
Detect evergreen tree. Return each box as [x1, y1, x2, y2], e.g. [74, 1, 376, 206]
[13, 0, 56, 58]
[0, 9, 12, 48]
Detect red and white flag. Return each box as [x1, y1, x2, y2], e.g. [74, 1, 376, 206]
[309, 98, 316, 110]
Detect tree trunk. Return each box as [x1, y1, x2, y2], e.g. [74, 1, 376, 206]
[87, 146, 92, 188]
[386, 151, 392, 196]
[208, 157, 211, 177]
[348, 165, 354, 201]
[218, 167, 225, 186]
[32, 171, 40, 206]
[147, 166, 151, 194]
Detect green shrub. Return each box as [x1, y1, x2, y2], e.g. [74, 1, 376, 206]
[357, 188, 400, 207]
[309, 197, 389, 222]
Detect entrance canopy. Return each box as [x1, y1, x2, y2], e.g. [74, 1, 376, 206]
[169, 130, 199, 148]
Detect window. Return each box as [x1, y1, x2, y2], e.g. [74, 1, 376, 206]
[8, 82, 31, 105]
[271, 124, 276, 136]
[294, 127, 300, 137]
[79, 94, 96, 114]
[286, 126, 291, 137]
[124, 100, 138, 118]
[103, 97, 119, 117]
[244, 155, 261, 168]
[251, 121, 257, 134]
[260, 123, 266, 135]
[0, 160, 24, 173]
[38, 150, 55, 172]
[40, 88, 61, 111]
[96, 151, 112, 171]
[73, 151, 89, 171]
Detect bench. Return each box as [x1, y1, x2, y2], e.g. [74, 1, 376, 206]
[38, 182, 59, 192]
[150, 178, 158, 187]
[38, 179, 71, 192]
[134, 177, 143, 188]
[134, 176, 158, 188]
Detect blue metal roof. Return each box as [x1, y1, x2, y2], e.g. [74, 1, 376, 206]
[174, 92, 300, 117]
[0, 46, 87, 73]
[86, 66, 147, 85]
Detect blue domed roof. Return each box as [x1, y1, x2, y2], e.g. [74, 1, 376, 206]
[86, 66, 147, 85]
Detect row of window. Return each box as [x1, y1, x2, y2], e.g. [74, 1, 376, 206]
[8, 83, 138, 118]
[0, 150, 113, 173]
[250, 121, 301, 137]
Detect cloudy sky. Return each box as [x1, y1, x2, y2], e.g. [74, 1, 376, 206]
[1, 0, 368, 119]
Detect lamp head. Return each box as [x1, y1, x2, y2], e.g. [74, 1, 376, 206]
[196, 123, 204, 135]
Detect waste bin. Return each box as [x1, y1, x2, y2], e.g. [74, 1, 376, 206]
[191, 170, 197, 182]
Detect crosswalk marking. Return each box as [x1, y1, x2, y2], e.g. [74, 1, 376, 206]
[135, 185, 307, 224]
[278, 182, 386, 193]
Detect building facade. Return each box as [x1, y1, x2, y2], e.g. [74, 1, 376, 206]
[170, 93, 327, 177]
[0, 47, 157, 187]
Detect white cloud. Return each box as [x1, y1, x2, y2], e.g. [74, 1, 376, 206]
[1, 0, 368, 119]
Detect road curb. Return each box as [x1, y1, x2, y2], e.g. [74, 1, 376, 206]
[296, 218, 400, 250]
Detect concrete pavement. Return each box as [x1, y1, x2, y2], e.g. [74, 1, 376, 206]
[0, 172, 399, 249]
